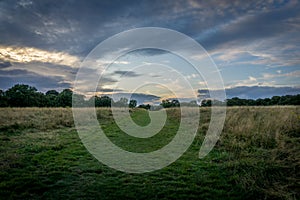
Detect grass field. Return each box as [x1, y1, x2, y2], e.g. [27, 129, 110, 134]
[0, 107, 299, 199]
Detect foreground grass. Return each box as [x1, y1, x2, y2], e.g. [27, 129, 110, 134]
[0, 107, 299, 199]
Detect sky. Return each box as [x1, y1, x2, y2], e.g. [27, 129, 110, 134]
[0, 0, 300, 101]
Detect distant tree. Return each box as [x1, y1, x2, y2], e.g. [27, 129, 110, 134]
[138, 104, 151, 110]
[278, 95, 297, 105]
[35, 92, 48, 107]
[98, 96, 112, 107]
[45, 90, 59, 107]
[256, 98, 265, 106]
[171, 99, 180, 107]
[271, 96, 281, 105]
[211, 99, 225, 106]
[264, 98, 271, 105]
[5, 84, 40, 107]
[201, 99, 212, 107]
[0, 89, 8, 107]
[129, 99, 137, 108]
[113, 97, 128, 107]
[247, 99, 256, 106]
[189, 100, 198, 106]
[119, 97, 128, 105]
[88, 96, 98, 107]
[1, 83, 300, 107]
[73, 93, 85, 107]
[226, 97, 246, 106]
[88, 95, 112, 107]
[57, 89, 73, 107]
[198, 89, 210, 105]
[160, 99, 180, 108]
[180, 100, 199, 107]
[290, 94, 300, 105]
[225, 94, 300, 106]
[46, 90, 59, 96]
[161, 99, 172, 108]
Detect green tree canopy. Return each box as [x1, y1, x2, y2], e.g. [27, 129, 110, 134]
[129, 99, 137, 108]
[5, 84, 39, 107]
[57, 89, 73, 107]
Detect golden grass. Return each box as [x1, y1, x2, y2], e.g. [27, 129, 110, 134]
[222, 106, 300, 149]
[0, 107, 74, 130]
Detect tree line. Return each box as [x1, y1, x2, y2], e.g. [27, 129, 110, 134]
[200, 95, 300, 106]
[0, 84, 299, 108]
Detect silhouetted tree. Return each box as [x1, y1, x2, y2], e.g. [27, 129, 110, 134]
[88, 95, 112, 107]
[271, 96, 281, 105]
[129, 99, 137, 108]
[98, 96, 112, 107]
[161, 99, 172, 108]
[171, 99, 180, 107]
[73, 93, 85, 107]
[201, 99, 212, 107]
[180, 100, 199, 107]
[113, 97, 128, 107]
[46, 90, 59, 96]
[138, 104, 151, 110]
[160, 99, 180, 108]
[45, 90, 59, 107]
[5, 84, 39, 107]
[57, 89, 73, 107]
[0, 84, 299, 107]
[0, 89, 8, 107]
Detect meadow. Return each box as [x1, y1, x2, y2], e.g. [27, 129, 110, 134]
[0, 106, 299, 200]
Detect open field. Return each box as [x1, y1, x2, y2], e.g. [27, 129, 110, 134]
[0, 107, 299, 200]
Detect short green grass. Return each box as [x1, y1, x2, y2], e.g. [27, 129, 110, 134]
[0, 107, 299, 199]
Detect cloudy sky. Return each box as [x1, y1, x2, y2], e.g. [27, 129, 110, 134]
[0, 0, 300, 100]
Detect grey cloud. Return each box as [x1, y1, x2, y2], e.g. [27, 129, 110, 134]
[97, 88, 123, 93]
[1, 0, 298, 56]
[199, 86, 300, 99]
[131, 48, 168, 56]
[0, 69, 71, 92]
[0, 69, 29, 76]
[0, 0, 141, 55]
[99, 76, 118, 84]
[113, 70, 140, 77]
[0, 61, 12, 68]
[1, 0, 300, 92]
[226, 86, 300, 99]
[5, 62, 79, 87]
[199, 4, 300, 50]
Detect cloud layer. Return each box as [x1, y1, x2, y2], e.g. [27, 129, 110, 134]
[0, 0, 299, 98]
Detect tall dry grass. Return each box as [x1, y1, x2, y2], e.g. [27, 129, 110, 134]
[219, 106, 300, 199]
[0, 106, 299, 199]
[0, 107, 74, 130]
[222, 106, 299, 149]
